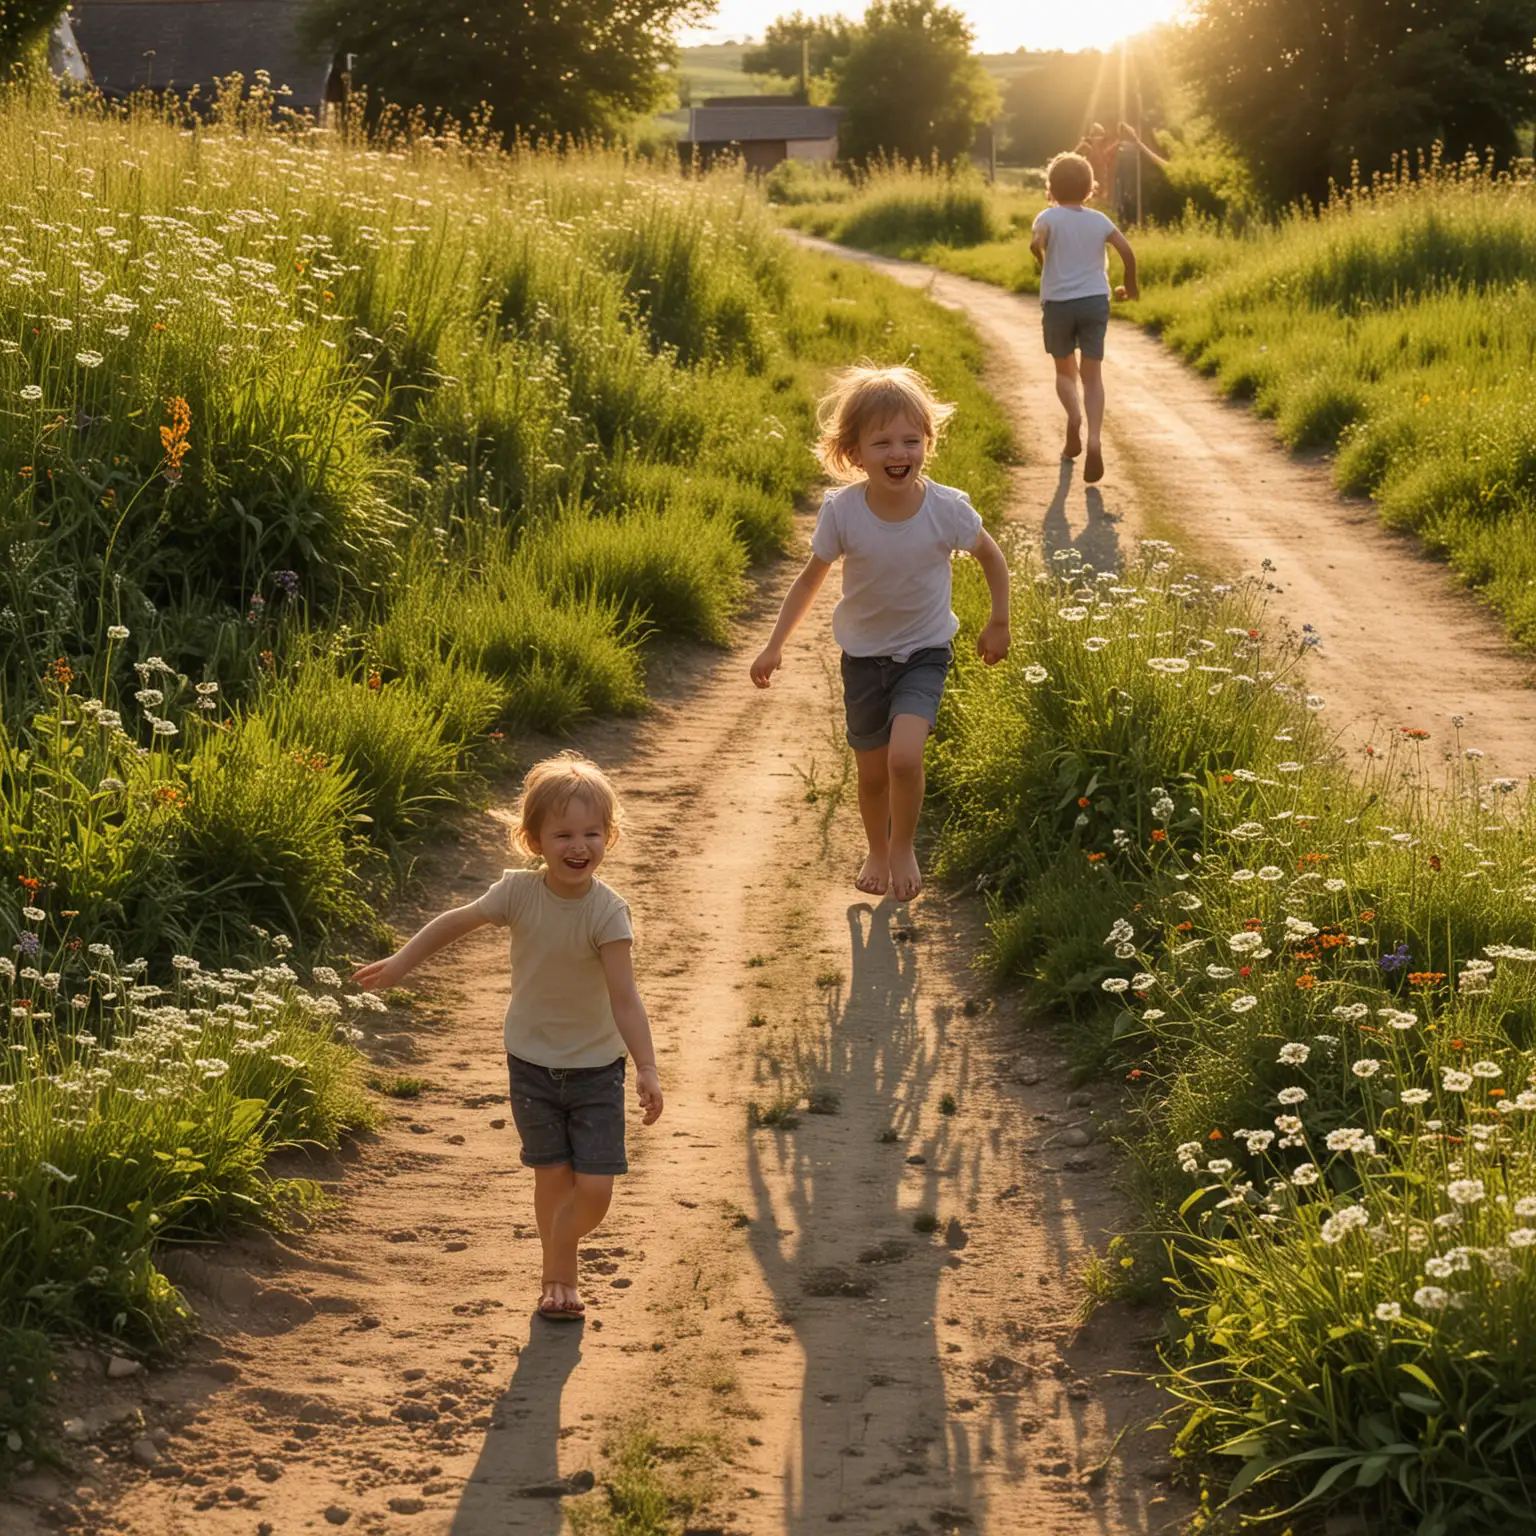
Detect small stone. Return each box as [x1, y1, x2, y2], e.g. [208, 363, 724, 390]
[106, 1355, 142, 1379]
[610, 1278, 632, 1289]
[407, 1123, 432, 1135]
[256, 1460, 284, 1482]
[357, 1315, 382, 1330]
[388, 1229, 419, 1243]
[148, 1427, 171, 1448]
[445, 1134, 466, 1146]
[130, 1438, 159, 1467]
[403, 1368, 427, 1382]
[445, 1241, 468, 1253]
[437, 1396, 460, 1413]
[324, 1505, 352, 1526]
[905, 1154, 927, 1166]
[1061, 1127, 1093, 1148]
[394, 1402, 440, 1424]
[1066, 1091, 1094, 1109]
[225, 1485, 247, 1502]
[566, 1469, 595, 1494]
[61, 1418, 90, 1442]
[1062, 1155, 1095, 1172]
[388, 1496, 426, 1514]
[489, 1118, 507, 1129]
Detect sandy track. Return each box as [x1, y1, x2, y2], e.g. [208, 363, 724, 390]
[2, 549, 1182, 1535]
[793, 235, 1536, 779]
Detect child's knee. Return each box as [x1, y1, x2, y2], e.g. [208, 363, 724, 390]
[887, 746, 924, 780]
[575, 1172, 614, 1210]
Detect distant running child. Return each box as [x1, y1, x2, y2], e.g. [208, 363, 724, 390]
[351, 753, 662, 1323]
[749, 364, 1012, 902]
[1030, 150, 1140, 485]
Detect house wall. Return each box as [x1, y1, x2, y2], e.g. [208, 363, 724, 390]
[786, 137, 838, 165]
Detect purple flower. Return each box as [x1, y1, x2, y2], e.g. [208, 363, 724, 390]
[273, 570, 299, 599]
[1379, 941, 1411, 974]
[16, 932, 39, 957]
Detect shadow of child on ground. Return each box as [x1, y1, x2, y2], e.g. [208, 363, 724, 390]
[744, 899, 985, 1526]
[449, 1318, 585, 1533]
[1041, 458, 1124, 572]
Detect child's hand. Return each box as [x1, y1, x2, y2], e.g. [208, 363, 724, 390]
[636, 1065, 664, 1125]
[351, 955, 407, 992]
[977, 617, 1011, 666]
[749, 646, 782, 689]
[1114, 283, 1140, 302]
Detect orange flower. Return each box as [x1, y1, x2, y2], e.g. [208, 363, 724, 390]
[367, 670, 383, 692]
[1400, 727, 1431, 740]
[1220, 773, 1234, 784]
[49, 656, 74, 690]
[1244, 917, 1264, 932]
[159, 396, 191, 477]
[1427, 855, 1442, 872]
[1449, 1039, 1465, 1051]
[1295, 973, 1316, 989]
[1359, 909, 1376, 923]
[17, 876, 40, 894]
[1086, 851, 1106, 863]
[1150, 829, 1167, 843]
[1208, 1129, 1223, 1140]
[1176, 920, 1193, 932]
[1491, 1088, 1507, 1098]
[1408, 972, 1446, 987]
[1077, 796, 1091, 808]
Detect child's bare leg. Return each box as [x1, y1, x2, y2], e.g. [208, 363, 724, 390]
[854, 744, 891, 894]
[533, 1163, 578, 1310]
[1053, 356, 1082, 457]
[543, 1172, 613, 1311]
[1081, 357, 1105, 449]
[886, 714, 930, 901]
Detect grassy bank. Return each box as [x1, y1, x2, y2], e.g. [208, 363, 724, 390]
[936, 543, 1536, 1533]
[785, 158, 1536, 653]
[0, 84, 1013, 1468]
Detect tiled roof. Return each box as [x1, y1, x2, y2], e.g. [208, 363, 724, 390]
[72, 0, 334, 107]
[682, 104, 842, 144]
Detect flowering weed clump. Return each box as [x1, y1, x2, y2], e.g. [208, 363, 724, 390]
[937, 543, 1536, 1531]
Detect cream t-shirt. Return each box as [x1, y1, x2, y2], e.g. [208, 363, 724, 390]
[810, 479, 983, 661]
[475, 869, 634, 1068]
[1031, 204, 1117, 302]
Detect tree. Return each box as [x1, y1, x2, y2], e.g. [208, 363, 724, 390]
[0, 3, 62, 73]
[300, 0, 710, 140]
[742, 12, 856, 84]
[833, 0, 999, 165]
[1180, 0, 1536, 206]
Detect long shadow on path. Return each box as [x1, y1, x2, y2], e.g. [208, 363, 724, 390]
[1040, 458, 1126, 572]
[450, 1318, 585, 1533]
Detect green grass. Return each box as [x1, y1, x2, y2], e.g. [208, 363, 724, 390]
[934, 539, 1536, 1531]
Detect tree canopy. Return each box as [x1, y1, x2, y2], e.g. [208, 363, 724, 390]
[1181, 0, 1536, 206]
[832, 0, 999, 165]
[300, 0, 708, 139]
[741, 11, 856, 83]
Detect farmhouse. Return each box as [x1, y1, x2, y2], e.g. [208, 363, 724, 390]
[69, 0, 346, 112]
[680, 97, 843, 173]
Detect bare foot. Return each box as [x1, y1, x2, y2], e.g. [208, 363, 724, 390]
[889, 847, 922, 902]
[1064, 419, 1082, 459]
[1084, 445, 1104, 484]
[856, 852, 890, 895]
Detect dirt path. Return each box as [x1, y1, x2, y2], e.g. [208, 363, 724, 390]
[793, 235, 1536, 779]
[2, 547, 1183, 1535]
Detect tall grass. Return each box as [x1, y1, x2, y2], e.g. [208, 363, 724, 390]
[936, 541, 1536, 1532]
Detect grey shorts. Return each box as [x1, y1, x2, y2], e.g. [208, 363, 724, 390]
[506, 1054, 627, 1176]
[1042, 294, 1111, 360]
[840, 645, 952, 752]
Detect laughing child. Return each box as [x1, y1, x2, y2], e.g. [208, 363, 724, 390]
[351, 753, 661, 1322]
[749, 364, 1011, 902]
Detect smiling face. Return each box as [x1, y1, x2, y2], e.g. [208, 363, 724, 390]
[850, 409, 929, 493]
[529, 793, 610, 894]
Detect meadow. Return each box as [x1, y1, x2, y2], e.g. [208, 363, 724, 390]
[938, 545, 1536, 1533]
[0, 81, 1012, 1463]
[778, 155, 1536, 653]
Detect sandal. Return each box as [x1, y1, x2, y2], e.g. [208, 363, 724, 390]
[536, 1285, 585, 1322]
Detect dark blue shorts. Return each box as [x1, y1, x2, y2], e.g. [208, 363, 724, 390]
[505, 1054, 627, 1176]
[1042, 293, 1111, 360]
[840, 644, 953, 751]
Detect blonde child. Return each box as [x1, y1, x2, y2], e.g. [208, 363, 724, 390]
[749, 364, 1011, 902]
[1029, 150, 1141, 485]
[351, 753, 661, 1323]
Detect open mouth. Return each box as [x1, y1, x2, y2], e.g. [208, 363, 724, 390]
[562, 855, 591, 870]
[884, 463, 911, 480]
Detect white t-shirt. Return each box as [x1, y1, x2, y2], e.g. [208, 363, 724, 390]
[1032, 205, 1117, 302]
[810, 479, 983, 661]
[475, 869, 634, 1068]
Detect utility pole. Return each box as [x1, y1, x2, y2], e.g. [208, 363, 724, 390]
[800, 34, 810, 102]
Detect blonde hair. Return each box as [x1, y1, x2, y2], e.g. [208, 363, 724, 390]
[512, 752, 622, 859]
[814, 363, 955, 483]
[1047, 151, 1096, 204]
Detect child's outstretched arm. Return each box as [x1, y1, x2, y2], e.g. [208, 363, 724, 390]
[970, 530, 1013, 665]
[750, 554, 831, 688]
[351, 903, 489, 992]
[599, 940, 663, 1125]
[1109, 229, 1139, 301]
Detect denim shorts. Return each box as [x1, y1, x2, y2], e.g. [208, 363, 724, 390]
[1041, 293, 1111, 360]
[840, 644, 953, 751]
[505, 1054, 627, 1176]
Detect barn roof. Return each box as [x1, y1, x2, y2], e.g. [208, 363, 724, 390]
[682, 104, 842, 144]
[71, 0, 334, 107]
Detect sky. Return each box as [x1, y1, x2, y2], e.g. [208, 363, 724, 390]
[680, 0, 1189, 54]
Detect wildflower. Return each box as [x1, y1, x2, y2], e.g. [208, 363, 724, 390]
[1471, 1061, 1502, 1078]
[1101, 978, 1129, 994]
[1516, 1197, 1536, 1217]
[1401, 1088, 1432, 1106]
[1306, 694, 1326, 709]
[20, 906, 44, 922]
[1509, 1229, 1536, 1248]
[1231, 869, 1255, 883]
[75, 350, 103, 368]
[1379, 942, 1412, 974]
[1326, 1128, 1377, 1155]
[1380, 1009, 1417, 1030]
[1143, 1008, 1166, 1021]
[1442, 1070, 1474, 1092]
[39, 1162, 75, 1182]
[1257, 866, 1283, 881]
[1206, 965, 1234, 979]
[1207, 1159, 1233, 1175]
[107, 624, 130, 641]
[1408, 971, 1446, 986]
[1375, 1301, 1402, 1321]
[1058, 606, 1089, 622]
[1023, 666, 1048, 684]
[1229, 822, 1265, 839]
[1351, 1058, 1381, 1078]
[1325, 878, 1347, 892]
[97, 777, 125, 793]
[1240, 1129, 1274, 1154]
[1086, 851, 1105, 863]
[1278, 1042, 1309, 1065]
[1414, 1285, 1449, 1311]
[1275, 1115, 1303, 1135]
[1277, 1085, 1309, 1106]
[1320, 1205, 1369, 1244]
[1401, 728, 1431, 741]
[18, 384, 40, 401]
[1229, 932, 1264, 954]
[1296, 974, 1317, 990]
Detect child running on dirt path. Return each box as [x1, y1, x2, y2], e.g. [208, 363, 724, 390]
[1030, 150, 1140, 485]
[351, 753, 663, 1323]
[749, 364, 1012, 902]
